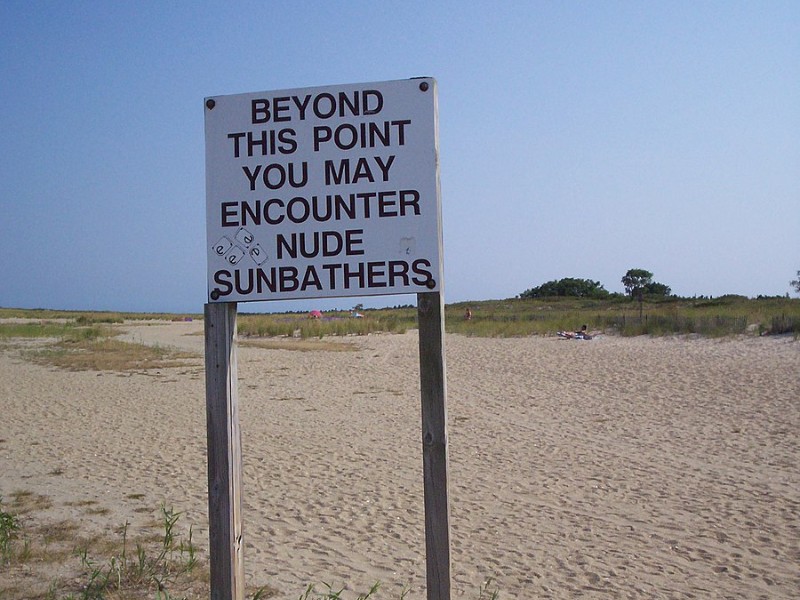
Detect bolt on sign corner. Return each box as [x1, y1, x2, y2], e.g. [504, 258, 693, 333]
[205, 78, 442, 303]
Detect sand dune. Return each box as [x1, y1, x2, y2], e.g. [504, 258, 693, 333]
[1, 320, 798, 598]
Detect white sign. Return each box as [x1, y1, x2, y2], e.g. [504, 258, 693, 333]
[205, 78, 442, 303]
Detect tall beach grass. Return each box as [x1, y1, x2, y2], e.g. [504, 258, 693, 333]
[3, 295, 798, 340]
[445, 295, 799, 338]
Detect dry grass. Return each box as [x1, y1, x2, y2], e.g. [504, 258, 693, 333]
[0, 315, 200, 373]
[27, 337, 199, 372]
[37, 519, 80, 545]
[9, 490, 53, 514]
[0, 307, 199, 323]
[239, 338, 358, 352]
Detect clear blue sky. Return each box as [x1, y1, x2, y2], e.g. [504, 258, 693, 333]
[1, 1, 798, 314]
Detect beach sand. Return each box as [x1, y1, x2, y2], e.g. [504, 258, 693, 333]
[1, 320, 798, 598]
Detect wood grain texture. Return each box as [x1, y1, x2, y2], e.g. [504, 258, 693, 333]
[204, 302, 245, 600]
[417, 291, 452, 600]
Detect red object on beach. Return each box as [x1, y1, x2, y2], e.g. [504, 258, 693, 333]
[309, 310, 323, 319]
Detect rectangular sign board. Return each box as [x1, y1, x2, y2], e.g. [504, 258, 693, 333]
[205, 78, 441, 303]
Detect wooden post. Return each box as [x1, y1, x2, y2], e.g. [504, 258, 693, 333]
[417, 291, 451, 600]
[204, 302, 245, 600]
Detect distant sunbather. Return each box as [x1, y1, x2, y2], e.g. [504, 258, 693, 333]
[557, 325, 592, 340]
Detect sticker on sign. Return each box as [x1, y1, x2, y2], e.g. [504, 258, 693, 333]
[205, 78, 442, 303]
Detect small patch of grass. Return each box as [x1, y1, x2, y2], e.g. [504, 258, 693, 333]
[478, 577, 500, 600]
[1, 317, 200, 372]
[9, 490, 52, 514]
[86, 506, 111, 516]
[0, 321, 112, 345]
[0, 496, 280, 600]
[28, 338, 199, 372]
[1, 498, 21, 563]
[0, 321, 75, 339]
[64, 499, 98, 508]
[37, 519, 80, 544]
[299, 581, 383, 599]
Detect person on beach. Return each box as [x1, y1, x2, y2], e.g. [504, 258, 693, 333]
[557, 325, 592, 339]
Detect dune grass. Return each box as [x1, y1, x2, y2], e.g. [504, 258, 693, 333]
[3, 296, 797, 343]
[0, 321, 96, 340]
[237, 296, 798, 339]
[27, 336, 199, 372]
[445, 295, 799, 338]
[0, 308, 199, 323]
[0, 316, 200, 372]
[239, 338, 358, 352]
[237, 308, 415, 339]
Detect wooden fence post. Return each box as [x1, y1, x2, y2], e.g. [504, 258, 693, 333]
[417, 291, 452, 600]
[204, 302, 245, 600]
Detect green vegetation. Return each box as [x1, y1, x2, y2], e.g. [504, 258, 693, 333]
[68, 505, 205, 600]
[239, 338, 358, 352]
[0, 308, 199, 322]
[298, 582, 383, 599]
[3, 295, 799, 341]
[28, 337, 198, 372]
[237, 308, 416, 339]
[620, 268, 672, 298]
[0, 316, 199, 372]
[0, 320, 102, 340]
[0, 498, 20, 564]
[519, 277, 609, 299]
[242, 296, 799, 339]
[449, 295, 799, 337]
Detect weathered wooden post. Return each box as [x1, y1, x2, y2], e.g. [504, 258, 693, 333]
[204, 301, 244, 600]
[418, 291, 451, 600]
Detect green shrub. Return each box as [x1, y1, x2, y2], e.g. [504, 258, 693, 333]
[0, 498, 20, 563]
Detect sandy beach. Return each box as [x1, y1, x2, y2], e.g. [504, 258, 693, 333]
[1, 320, 798, 598]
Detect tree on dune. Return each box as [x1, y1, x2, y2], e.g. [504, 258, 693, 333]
[622, 268, 672, 319]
